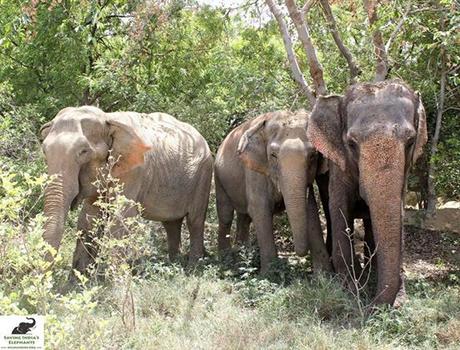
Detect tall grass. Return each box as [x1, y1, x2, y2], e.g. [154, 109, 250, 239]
[0, 167, 459, 349]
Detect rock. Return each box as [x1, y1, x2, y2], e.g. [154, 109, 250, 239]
[440, 201, 460, 209]
[405, 207, 460, 234]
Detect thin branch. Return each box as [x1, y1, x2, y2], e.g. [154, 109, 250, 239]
[285, 0, 327, 95]
[319, 0, 361, 83]
[385, 2, 412, 53]
[265, 0, 316, 105]
[301, 0, 316, 14]
[443, 107, 460, 113]
[363, 0, 389, 81]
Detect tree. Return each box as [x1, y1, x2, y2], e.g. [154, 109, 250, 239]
[264, 0, 460, 213]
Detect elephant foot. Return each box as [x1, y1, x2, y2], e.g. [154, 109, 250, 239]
[311, 251, 333, 273]
[217, 236, 232, 252]
[259, 256, 279, 275]
[312, 259, 333, 274]
[187, 250, 206, 266]
[168, 250, 180, 263]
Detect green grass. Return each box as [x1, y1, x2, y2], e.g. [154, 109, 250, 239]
[40, 258, 460, 350]
[1, 166, 459, 349]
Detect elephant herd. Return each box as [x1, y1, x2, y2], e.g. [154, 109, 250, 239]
[40, 79, 427, 307]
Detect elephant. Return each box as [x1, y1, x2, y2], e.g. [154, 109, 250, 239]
[12, 317, 36, 334]
[307, 80, 427, 306]
[40, 106, 213, 273]
[215, 110, 331, 273]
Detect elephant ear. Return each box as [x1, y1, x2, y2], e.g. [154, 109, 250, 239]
[237, 117, 268, 175]
[308, 95, 346, 172]
[412, 91, 428, 164]
[107, 118, 152, 176]
[40, 121, 53, 141]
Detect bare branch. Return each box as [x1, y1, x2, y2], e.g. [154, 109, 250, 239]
[385, 2, 412, 53]
[363, 0, 389, 82]
[285, 0, 327, 95]
[265, 0, 316, 105]
[443, 107, 460, 113]
[301, 0, 316, 15]
[319, 0, 361, 83]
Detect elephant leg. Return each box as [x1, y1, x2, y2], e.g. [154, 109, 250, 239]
[72, 200, 101, 275]
[216, 176, 234, 252]
[236, 213, 251, 244]
[329, 178, 357, 281]
[248, 200, 276, 274]
[253, 211, 278, 274]
[186, 214, 205, 263]
[246, 173, 276, 274]
[186, 165, 211, 264]
[331, 207, 355, 276]
[162, 218, 183, 261]
[307, 188, 332, 272]
[250, 208, 275, 274]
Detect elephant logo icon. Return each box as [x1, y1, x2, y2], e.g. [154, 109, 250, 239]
[11, 317, 36, 334]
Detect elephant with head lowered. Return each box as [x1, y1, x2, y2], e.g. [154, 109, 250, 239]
[214, 110, 331, 273]
[40, 106, 213, 273]
[307, 80, 427, 306]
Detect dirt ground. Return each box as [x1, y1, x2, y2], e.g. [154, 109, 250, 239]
[404, 225, 459, 282]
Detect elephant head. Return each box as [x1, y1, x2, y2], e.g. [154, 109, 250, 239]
[308, 80, 427, 305]
[237, 111, 326, 256]
[40, 106, 151, 257]
[12, 317, 36, 334]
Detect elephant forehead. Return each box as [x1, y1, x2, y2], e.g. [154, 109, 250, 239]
[52, 107, 107, 133]
[267, 116, 308, 135]
[346, 96, 415, 126]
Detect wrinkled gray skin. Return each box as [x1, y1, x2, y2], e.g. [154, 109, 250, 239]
[307, 80, 427, 306]
[215, 110, 331, 273]
[40, 106, 213, 273]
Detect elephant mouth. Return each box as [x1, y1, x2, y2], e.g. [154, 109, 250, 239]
[70, 194, 82, 210]
[70, 175, 82, 210]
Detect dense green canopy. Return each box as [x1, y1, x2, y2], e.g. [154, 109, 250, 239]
[0, 0, 458, 199]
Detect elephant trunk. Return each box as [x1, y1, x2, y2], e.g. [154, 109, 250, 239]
[43, 161, 79, 257]
[279, 154, 309, 256]
[360, 140, 405, 306]
[26, 317, 36, 328]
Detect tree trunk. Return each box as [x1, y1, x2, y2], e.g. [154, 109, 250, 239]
[319, 0, 361, 83]
[363, 0, 389, 81]
[426, 20, 447, 217]
[265, 0, 316, 106]
[285, 0, 327, 95]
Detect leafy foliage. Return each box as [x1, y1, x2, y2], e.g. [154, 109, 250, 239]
[0, 1, 459, 348]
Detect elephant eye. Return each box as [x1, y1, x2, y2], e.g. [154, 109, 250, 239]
[78, 148, 90, 157]
[271, 152, 278, 159]
[347, 138, 358, 150]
